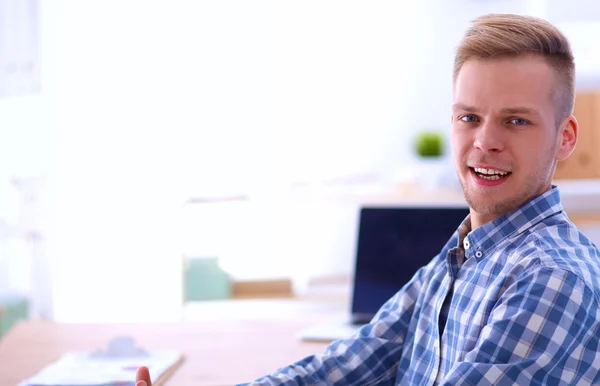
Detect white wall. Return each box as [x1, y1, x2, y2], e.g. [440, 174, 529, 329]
[46, 0, 454, 322]
[23, 0, 600, 322]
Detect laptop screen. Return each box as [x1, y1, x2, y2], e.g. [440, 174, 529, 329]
[350, 206, 469, 324]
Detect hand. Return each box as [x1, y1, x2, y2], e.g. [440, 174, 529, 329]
[136, 366, 152, 386]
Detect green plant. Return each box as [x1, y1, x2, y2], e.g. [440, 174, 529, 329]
[414, 130, 444, 158]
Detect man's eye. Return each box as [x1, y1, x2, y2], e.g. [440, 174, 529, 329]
[510, 118, 528, 125]
[460, 115, 478, 123]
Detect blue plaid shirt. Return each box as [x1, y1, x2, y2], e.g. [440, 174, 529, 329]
[244, 187, 600, 385]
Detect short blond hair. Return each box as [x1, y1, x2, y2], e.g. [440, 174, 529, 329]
[454, 14, 575, 123]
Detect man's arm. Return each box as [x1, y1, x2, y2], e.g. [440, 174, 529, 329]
[242, 262, 435, 386]
[440, 268, 600, 386]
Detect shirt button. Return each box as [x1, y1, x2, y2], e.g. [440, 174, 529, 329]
[475, 250, 483, 258]
[463, 239, 470, 249]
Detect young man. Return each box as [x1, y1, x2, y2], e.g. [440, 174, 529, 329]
[137, 13, 600, 386]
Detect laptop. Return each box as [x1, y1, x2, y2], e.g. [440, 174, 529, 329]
[297, 204, 470, 341]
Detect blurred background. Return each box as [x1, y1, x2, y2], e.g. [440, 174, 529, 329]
[2, 0, 600, 328]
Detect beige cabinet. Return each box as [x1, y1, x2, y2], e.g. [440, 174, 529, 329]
[554, 91, 600, 180]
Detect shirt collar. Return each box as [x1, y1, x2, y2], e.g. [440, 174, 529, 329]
[448, 215, 472, 267]
[461, 185, 564, 261]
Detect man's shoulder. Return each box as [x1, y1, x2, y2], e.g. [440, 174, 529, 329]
[524, 213, 600, 259]
[517, 215, 600, 301]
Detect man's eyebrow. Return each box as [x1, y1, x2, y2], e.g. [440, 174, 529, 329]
[499, 107, 540, 116]
[452, 103, 478, 112]
[451, 104, 540, 116]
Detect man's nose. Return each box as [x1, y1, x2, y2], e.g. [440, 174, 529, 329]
[473, 122, 504, 152]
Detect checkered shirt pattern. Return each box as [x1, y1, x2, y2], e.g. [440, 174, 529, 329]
[242, 186, 600, 385]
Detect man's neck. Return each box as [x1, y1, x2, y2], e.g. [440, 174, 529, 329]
[470, 212, 497, 230]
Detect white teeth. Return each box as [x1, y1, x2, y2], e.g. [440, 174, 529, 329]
[473, 167, 509, 176]
[479, 174, 501, 180]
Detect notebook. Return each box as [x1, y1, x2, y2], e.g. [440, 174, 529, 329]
[298, 204, 469, 342]
[19, 336, 184, 386]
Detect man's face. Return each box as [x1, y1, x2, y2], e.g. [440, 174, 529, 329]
[451, 55, 575, 227]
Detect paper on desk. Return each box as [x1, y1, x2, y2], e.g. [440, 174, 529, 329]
[19, 336, 182, 386]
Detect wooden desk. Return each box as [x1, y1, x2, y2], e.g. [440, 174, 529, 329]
[0, 317, 333, 386]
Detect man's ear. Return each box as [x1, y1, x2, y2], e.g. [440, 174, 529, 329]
[556, 115, 578, 162]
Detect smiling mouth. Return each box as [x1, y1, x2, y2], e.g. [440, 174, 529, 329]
[470, 167, 512, 181]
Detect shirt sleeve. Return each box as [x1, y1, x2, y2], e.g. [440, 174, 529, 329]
[240, 261, 436, 386]
[439, 267, 600, 386]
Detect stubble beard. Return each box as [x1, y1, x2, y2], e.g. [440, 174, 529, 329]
[458, 164, 553, 218]
[460, 180, 523, 217]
